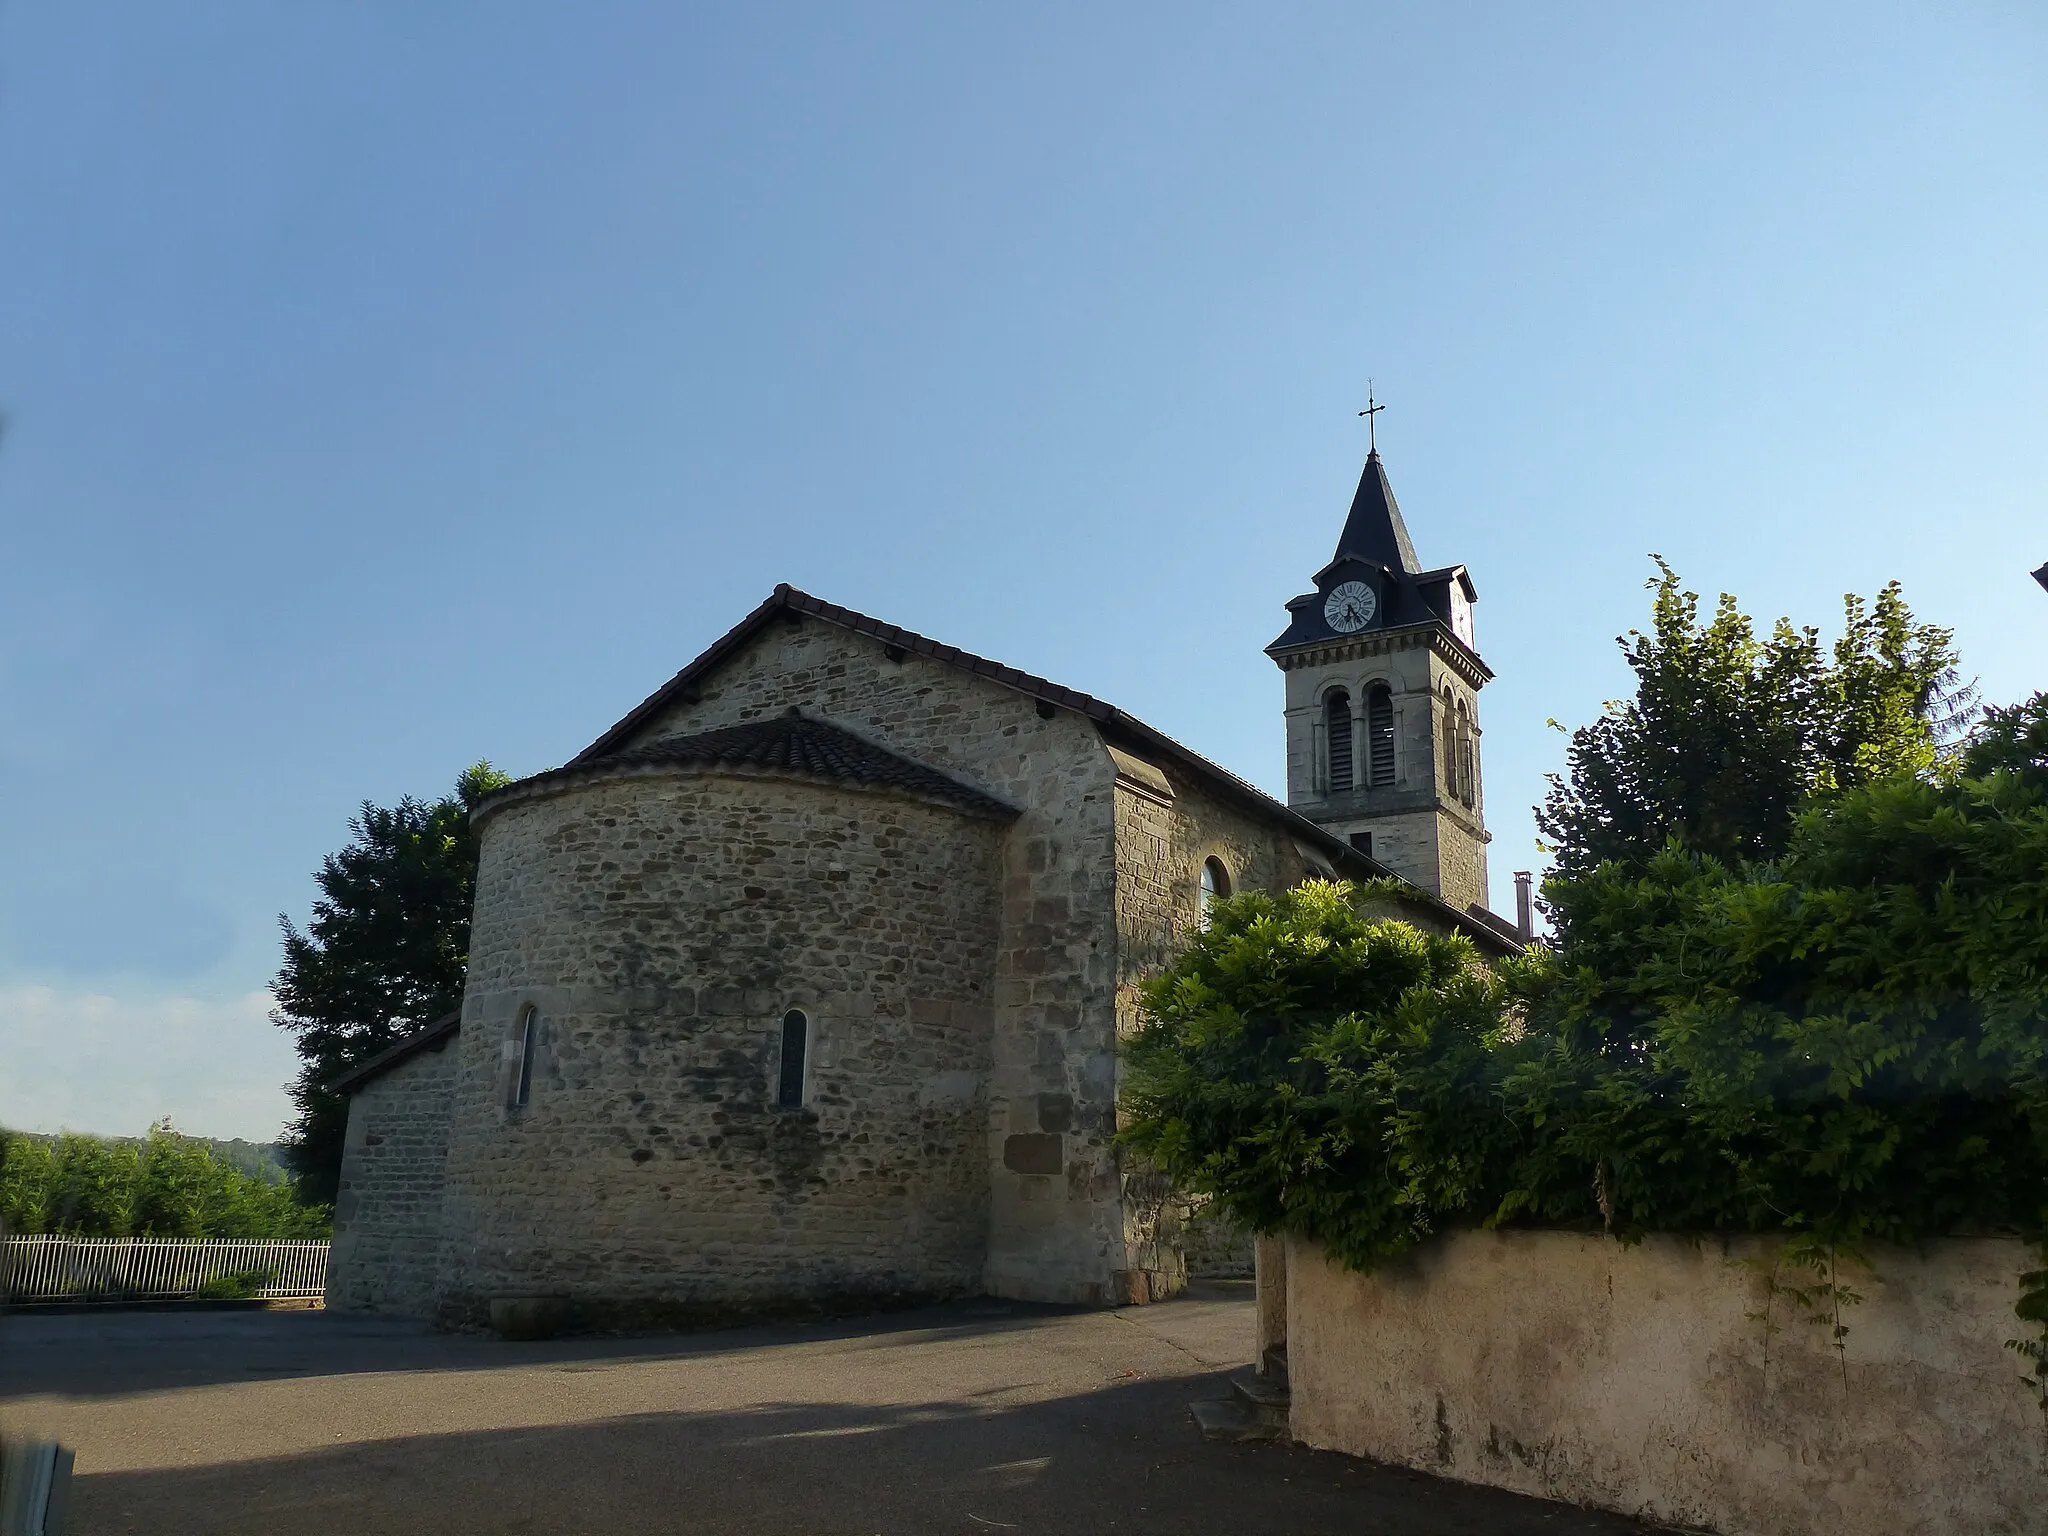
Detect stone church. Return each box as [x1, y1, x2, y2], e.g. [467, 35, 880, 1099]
[327, 447, 1521, 1328]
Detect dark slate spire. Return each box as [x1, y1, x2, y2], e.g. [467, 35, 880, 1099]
[1333, 451, 1421, 574]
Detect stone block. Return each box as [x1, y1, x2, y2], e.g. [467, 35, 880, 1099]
[1002, 1133, 1064, 1175]
[1036, 1093, 1073, 1132]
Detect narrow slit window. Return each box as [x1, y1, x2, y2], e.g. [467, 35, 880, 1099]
[513, 1006, 538, 1109]
[1366, 685, 1395, 787]
[777, 1010, 809, 1109]
[1199, 857, 1231, 927]
[1324, 690, 1354, 792]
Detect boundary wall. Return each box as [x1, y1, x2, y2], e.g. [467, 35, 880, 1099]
[1284, 1230, 2045, 1535]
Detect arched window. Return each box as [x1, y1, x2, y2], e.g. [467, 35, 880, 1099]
[1441, 688, 1458, 795]
[777, 1010, 810, 1109]
[511, 1006, 539, 1109]
[1324, 689, 1354, 793]
[1199, 857, 1231, 927]
[1366, 685, 1395, 788]
[1456, 699, 1476, 807]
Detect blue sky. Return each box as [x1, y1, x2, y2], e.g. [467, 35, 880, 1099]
[3, 3, 2043, 1141]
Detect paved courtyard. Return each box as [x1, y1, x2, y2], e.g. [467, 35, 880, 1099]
[1, 1286, 1649, 1535]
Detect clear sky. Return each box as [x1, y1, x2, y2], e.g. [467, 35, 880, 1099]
[3, 4, 2043, 1142]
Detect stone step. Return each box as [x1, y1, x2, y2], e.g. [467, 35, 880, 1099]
[1188, 1397, 1283, 1444]
[1260, 1344, 1289, 1388]
[1230, 1367, 1291, 1428]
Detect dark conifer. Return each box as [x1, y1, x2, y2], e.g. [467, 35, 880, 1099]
[271, 763, 510, 1204]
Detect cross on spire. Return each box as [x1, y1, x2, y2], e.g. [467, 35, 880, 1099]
[1358, 382, 1384, 455]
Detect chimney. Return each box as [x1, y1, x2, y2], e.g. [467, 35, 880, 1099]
[1514, 871, 1535, 942]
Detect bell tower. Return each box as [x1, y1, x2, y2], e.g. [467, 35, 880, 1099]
[1267, 446, 1493, 915]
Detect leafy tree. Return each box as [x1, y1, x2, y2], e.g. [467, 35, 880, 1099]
[1124, 746, 2048, 1274]
[272, 762, 510, 1203]
[1537, 560, 1967, 884]
[1119, 881, 1527, 1266]
[1525, 749, 2048, 1251]
[1125, 679, 2048, 1252]
[1963, 690, 2048, 788]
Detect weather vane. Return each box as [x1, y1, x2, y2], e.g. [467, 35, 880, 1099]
[1358, 381, 1385, 454]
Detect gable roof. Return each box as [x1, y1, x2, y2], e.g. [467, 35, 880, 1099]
[570, 585, 1519, 956]
[329, 1009, 461, 1096]
[485, 713, 1016, 821]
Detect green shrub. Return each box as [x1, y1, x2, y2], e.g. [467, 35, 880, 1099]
[0, 1123, 331, 1239]
[194, 1267, 280, 1300]
[1121, 740, 2048, 1291]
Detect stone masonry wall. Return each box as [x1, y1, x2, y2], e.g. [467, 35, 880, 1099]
[1108, 746, 1332, 1302]
[1279, 628, 1492, 914]
[1109, 741, 1488, 1297]
[618, 617, 1128, 1305]
[327, 1036, 458, 1318]
[434, 767, 1006, 1326]
[1178, 1198, 1256, 1280]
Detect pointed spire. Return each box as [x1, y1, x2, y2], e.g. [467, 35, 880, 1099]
[1332, 451, 1421, 574]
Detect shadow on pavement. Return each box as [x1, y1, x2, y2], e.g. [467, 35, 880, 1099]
[0, 1295, 1112, 1401]
[65, 1371, 1655, 1536]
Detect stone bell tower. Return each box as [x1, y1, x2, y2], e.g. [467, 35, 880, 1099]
[1267, 445, 1493, 915]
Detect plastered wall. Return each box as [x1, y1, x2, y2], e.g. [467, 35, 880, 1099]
[1286, 1230, 2047, 1535]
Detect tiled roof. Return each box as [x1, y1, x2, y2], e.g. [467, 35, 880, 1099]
[329, 1010, 461, 1095]
[486, 712, 1017, 820]
[593, 714, 1015, 817]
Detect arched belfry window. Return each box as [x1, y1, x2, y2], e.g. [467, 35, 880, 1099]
[1324, 689, 1354, 793]
[511, 1006, 538, 1109]
[1456, 699, 1477, 807]
[777, 1010, 810, 1109]
[1366, 685, 1395, 788]
[1441, 688, 1458, 796]
[1199, 857, 1231, 927]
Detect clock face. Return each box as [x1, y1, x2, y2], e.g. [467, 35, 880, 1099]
[1323, 580, 1378, 634]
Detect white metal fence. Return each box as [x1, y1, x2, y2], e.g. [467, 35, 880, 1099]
[0, 1237, 329, 1302]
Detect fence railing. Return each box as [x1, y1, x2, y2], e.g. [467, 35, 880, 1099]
[1, 1237, 330, 1303]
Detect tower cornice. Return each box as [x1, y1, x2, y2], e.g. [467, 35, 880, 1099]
[1268, 619, 1493, 690]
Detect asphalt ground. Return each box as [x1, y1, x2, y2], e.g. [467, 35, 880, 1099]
[0, 1285, 1652, 1535]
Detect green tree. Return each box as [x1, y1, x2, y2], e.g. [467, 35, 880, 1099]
[1122, 703, 2048, 1276]
[1963, 690, 2048, 788]
[272, 762, 510, 1203]
[1537, 561, 1966, 884]
[1119, 881, 1528, 1268]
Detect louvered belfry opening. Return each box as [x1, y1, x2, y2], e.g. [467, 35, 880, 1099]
[1324, 689, 1354, 792]
[1367, 685, 1395, 788]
